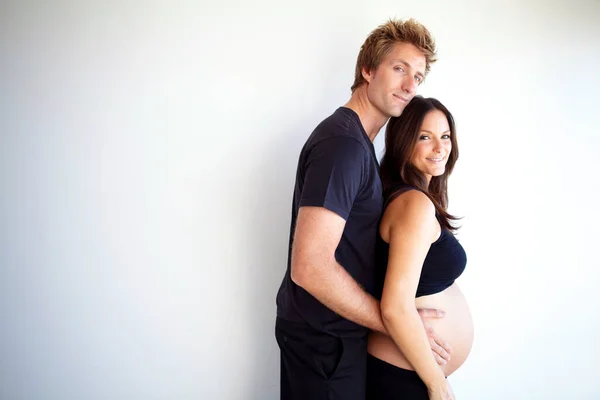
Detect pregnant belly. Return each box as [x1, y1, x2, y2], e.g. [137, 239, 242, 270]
[368, 283, 474, 376]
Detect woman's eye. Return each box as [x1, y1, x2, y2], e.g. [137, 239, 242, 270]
[419, 135, 429, 140]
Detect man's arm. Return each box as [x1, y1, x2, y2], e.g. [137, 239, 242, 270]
[290, 206, 387, 333]
[290, 137, 450, 363]
[290, 206, 453, 363]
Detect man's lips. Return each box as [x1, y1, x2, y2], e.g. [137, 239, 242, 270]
[393, 94, 409, 103]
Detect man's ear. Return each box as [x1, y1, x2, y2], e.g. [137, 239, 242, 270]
[361, 66, 373, 83]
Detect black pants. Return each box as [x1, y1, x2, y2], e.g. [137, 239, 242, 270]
[275, 317, 367, 400]
[366, 354, 429, 400]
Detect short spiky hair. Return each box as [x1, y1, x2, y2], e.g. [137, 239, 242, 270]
[351, 18, 437, 92]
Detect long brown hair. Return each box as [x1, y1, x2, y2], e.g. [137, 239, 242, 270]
[380, 96, 459, 231]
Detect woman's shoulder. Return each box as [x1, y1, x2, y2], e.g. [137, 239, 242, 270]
[380, 187, 436, 241]
[386, 188, 435, 217]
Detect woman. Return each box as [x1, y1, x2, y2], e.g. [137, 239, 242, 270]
[367, 96, 473, 400]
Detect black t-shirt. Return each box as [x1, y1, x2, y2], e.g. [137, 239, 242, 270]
[276, 107, 383, 337]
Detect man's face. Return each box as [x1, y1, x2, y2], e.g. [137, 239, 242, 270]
[363, 42, 427, 118]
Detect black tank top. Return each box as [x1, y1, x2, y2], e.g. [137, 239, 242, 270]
[373, 185, 467, 299]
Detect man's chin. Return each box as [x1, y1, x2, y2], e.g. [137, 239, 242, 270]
[389, 107, 405, 117]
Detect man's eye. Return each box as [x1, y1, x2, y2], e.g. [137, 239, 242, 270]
[395, 67, 405, 72]
[415, 76, 422, 83]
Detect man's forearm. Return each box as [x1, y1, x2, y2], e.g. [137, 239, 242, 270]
[294, 259, 386, 333]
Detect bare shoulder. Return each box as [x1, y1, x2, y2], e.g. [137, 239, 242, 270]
[380, 189, 436, 242]
[383, 189, 436, 224]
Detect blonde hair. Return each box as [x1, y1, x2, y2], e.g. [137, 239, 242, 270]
[351, 18, 437, 92]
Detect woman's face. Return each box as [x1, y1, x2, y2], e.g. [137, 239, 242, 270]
[409, 109, 452, 183]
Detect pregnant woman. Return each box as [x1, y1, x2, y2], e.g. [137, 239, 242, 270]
[367, 96, 473, 400]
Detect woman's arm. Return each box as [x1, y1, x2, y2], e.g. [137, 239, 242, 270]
[380, 190, 448, 393]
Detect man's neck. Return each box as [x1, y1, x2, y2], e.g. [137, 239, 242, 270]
[343, 87, 388, 142]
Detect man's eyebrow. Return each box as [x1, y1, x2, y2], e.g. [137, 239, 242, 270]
[389, 58, 409, 66]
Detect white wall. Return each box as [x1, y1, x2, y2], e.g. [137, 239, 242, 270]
[1, 0, 599, 399]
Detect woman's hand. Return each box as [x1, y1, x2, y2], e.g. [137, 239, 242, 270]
[417, 308, 452, 366]
[427, 379, 455, 400]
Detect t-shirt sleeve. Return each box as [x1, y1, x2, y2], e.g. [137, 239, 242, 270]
[299, 137, 366, 220]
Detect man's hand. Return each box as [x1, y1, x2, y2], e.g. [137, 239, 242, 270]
[417, 308, 452, 366]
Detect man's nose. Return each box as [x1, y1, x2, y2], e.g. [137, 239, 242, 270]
[401, 76, 417, 94]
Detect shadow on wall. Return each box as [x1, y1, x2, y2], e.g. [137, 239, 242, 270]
[238, 32, 354, 397]
[238, 121, 306, 400]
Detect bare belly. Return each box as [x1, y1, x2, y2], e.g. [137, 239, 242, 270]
[368, 283, 473, 377]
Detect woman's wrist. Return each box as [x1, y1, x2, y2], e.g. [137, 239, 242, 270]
[423, 371, 447, 391]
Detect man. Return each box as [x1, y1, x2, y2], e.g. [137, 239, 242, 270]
[275, 19, 449, 400]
